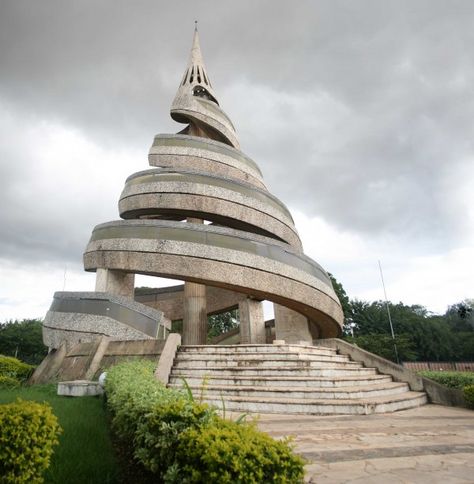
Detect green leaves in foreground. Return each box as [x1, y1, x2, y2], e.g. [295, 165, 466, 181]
[0, 399, 62, 483]
[105, 360, 305, 483]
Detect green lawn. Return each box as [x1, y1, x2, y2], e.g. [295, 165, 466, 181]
[0, 384, 120, 484]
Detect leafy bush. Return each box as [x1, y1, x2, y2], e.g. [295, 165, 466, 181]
[463, 385, 474, 408]
[418, 371, 474, 389]
[0, 399, 62, 483]
[176, 419, 305, 483]
[0, 376, 20, 389]
[105, 360, 305, 483]
[0, 355, 34, 383]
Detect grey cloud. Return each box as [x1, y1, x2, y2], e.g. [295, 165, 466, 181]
[0, 0, 473, 266]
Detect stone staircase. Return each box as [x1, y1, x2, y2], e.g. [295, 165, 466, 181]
[168, 344, 427, 415]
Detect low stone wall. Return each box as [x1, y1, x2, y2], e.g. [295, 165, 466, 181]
[315, 338, 468, 408]
[30, 338, 166, 384]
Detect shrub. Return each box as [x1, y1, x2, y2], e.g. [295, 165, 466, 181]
[0, 399, 62, 483]
[105, 360, 305, 483]
[463, 385, 474, 408]
[175, 419, 305, 484]
[0, 355, 34, 383]
[418, 371, 474, 389]
[0, 375, 20, 389]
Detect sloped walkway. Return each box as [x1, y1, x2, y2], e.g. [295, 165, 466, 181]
[254, 404, 474, 483]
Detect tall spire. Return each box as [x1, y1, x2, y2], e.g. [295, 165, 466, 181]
[170, 25, 240, 148]
[174, 23, 218, 105]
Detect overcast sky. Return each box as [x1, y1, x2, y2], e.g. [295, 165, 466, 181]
[1, 0, 473, 322]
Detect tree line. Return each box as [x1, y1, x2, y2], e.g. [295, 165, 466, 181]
[330, 274, 474, 362]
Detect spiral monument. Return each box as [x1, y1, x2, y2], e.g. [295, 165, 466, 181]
[43, 27, 344, 349]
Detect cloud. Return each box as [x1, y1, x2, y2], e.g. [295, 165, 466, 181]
[0, 1, 473, 319]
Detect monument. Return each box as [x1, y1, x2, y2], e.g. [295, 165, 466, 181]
[43, 27, 344, 350]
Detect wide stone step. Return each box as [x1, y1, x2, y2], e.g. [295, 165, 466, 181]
[180, 344, 338, 357]
[169, 374, 393, 388]
[173, 358, 361, 369]
[170, 366, 378, 377]
[169, 382, 410, 400]
[203, 392, 428, 415]
[176, 352, 351, 364]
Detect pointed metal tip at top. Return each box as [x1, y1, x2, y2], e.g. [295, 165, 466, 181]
[194, 20, 198, 32]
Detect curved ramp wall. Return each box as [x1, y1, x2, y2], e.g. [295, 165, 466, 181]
[84, 220, 343, 338]
[43, 291, 170, 349]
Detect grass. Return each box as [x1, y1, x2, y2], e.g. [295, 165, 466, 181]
[0, 384, 120, 484]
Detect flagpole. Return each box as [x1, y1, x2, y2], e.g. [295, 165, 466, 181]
[378, 260, 400, 364]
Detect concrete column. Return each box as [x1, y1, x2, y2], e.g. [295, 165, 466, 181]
[183, 281, 207, 345]
[183, 217, 207, 345]
[273, 303, 313, 344]
[95, 268, 135, 298]
[239, 298, 265, 344]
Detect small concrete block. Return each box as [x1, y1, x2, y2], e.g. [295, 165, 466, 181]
[57, 380, 103, 397]
[273, 339, 286, 345]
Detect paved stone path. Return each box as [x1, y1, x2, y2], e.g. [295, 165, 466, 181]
[254, 405, 474, 483]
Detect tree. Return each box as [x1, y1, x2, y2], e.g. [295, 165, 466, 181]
[445, 299, 474, 332]
[327, 273, 351, 332]
[207, 310, 239, 341]
[0, 319, 47, 365]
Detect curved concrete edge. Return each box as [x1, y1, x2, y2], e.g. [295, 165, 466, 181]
[171, 98, 239, 149]
[148, 153, 266, 189]
[86, 220, 329, 288]
[43, 291, 171, 349]
[119, 193, 301, 249]
[121, 168, 294, 225]
[149, 133, 263, 180]
[315, 338, 469, 408]
[84, 250, 343, 338]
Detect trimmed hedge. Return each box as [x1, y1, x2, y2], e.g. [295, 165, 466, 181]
[105, 360, 305, 483]
[418, 371, 474, 389]
[463, 385, 474, 408]
[176, 419, 305, 483]
[0, 355, 34, 384]
[0, 399, 62, 483]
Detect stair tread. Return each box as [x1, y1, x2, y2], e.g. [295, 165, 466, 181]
[170, 374, 389, 382]
[203, 391, 426, 406]
[172, 366, 374, 371]
[169, 382, 407, 393]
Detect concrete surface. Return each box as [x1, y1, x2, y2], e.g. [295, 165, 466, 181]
[253, 404, 474, 483]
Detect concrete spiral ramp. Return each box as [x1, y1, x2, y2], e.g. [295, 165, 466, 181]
[44, 27, 343, 351]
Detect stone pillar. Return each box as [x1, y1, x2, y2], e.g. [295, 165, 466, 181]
[183, 217, 207, 345]
[95, 268, 135, 298]
[239, 297, 265, 344]
[273, 303, 313, 344]
[182, 281, 207, 345]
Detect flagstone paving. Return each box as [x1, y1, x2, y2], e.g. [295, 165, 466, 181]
[253, 405, 474, 483]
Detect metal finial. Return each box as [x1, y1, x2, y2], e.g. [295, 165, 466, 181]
[194, 20, 198, 32]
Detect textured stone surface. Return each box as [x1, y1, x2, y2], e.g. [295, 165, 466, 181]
[149, 134, 264, 186]
[254, 405, 474, 483]
[274, 303, 313, 344]
[57, 380, 103, 397]
[95, 268, 135, 297]
[169, 345, 427, 415]
[43, 291, 170, 349]
[239, 298, 265, 344]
